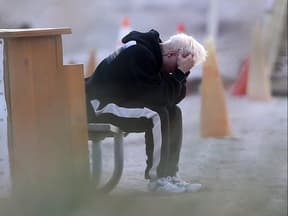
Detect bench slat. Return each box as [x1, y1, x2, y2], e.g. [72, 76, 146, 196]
[88, 123, 121, 134]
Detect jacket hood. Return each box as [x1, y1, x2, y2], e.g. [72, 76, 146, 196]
[122, 29, 163, 68]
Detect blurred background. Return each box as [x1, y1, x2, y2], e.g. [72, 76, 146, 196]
[0, 1, 287, 216]
[0, 0, 286, 83]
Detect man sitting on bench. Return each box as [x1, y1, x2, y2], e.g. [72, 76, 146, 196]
[85, 29, 207, 193]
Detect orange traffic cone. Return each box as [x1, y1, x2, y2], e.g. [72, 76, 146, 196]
[177, 23, 186, 33]
[85, 49, 97, 78]
[200, 37, 232, 138]
[116, 16, 132, 48]
[247, 24, 271, 100]
[231, 57, 249, 96]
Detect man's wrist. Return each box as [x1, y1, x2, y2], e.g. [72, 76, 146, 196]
[177, 67, 191, 74]
[173, 69, 187, 82]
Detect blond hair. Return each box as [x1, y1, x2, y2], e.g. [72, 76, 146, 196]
[162, 33, 207, 65]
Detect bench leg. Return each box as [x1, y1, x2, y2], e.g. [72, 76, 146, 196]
[91, 132, 124, 193]
[91, 141, 102, 186]
[105, 132, 124, 191]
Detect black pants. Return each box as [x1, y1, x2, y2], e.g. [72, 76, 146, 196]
[89, 101, 183, 179]
[144, 105, 183, 179]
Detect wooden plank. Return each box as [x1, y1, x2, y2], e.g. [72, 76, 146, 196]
[4, 36, 75, 200]
[4, 38, 38, 184]
[0, 27, 71, 38]
[63, 64, 89, 186]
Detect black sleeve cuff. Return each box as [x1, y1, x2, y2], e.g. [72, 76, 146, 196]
[173, 69, 189, 82]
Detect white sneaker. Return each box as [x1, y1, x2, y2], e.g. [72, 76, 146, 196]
[148, 177, 186, 193]
[169, 176, 202, 192]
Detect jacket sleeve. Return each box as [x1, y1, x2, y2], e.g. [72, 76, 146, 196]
[172, 70, 190, 104]
[129, 47, 188, 107]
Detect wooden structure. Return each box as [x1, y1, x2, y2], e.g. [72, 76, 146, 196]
[0, 28, 90, 208]
[247, 24, 271, 100]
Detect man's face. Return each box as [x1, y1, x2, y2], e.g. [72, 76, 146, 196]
[161, 51, 178, 74]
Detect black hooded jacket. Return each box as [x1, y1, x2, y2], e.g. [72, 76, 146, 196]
[85, 29, 189, 120]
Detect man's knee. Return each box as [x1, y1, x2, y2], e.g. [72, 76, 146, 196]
[168, 105, 183, 123]
[176, 105, 183, 121]
[148, 106, 170, 123]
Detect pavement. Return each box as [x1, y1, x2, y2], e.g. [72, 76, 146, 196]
[72, 94, 287, 216]
[1, 93, 286, 216]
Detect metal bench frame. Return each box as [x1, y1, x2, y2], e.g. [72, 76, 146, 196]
[88, 123, 124, 193]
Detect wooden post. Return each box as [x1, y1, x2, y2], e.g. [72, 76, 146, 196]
[262, 0, 287, 75]
[85, 49, 97, 78]
[0, 28, 89, 211]
[247, 24, 271, 100]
